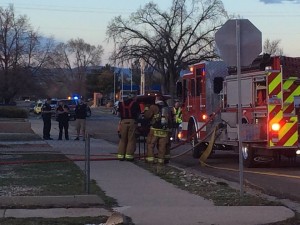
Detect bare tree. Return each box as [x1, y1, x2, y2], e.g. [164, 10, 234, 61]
[106, 0, 227, 95]
[23, 31, 55, 73]
[50, 38, 104, 98]
[0, 5, 54, 103]
[263, 38, 283, 56]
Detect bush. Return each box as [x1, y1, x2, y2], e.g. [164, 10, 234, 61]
[0, 106, 28, 118]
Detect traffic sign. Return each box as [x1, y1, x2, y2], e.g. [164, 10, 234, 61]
[215, 19, 262, 66]
[215, 19, 262, 197]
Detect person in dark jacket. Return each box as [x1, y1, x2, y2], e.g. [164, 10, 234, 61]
[56, 100, 70, 140]
[41, 98, 53, 140]
[74, 99, 87, 141]
[117, 92, 141, 161]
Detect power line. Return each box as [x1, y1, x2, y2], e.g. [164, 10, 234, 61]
[2, 2, 300, 18]
[1, 3, 135, 15]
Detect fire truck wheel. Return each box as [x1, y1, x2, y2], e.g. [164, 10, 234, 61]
[192, 142, 207, 158]
[242, 143, 255, 168]
[188, 123, 202, 158]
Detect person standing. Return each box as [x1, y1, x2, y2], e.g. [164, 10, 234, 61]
[172, 100, 182, 142]
[56, 100, 70, 140]
[74, 99, 87, 141]
[41, 98, 53, 140]
[144, 96, 172, 164]
[117, 92, 141, 161]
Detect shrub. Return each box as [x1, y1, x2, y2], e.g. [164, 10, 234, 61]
[0, 106, 28, 118]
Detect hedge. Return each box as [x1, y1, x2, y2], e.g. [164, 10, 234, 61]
[0, 106, 28, 118]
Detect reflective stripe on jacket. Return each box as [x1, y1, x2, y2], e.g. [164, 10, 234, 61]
[173, 107, 182, 124]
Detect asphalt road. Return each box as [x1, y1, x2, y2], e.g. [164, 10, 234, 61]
[82, 107, 300, 206]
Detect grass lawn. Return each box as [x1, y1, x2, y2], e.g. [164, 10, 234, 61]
[0, 151, 298, 225]
[0, 151, 120, 225]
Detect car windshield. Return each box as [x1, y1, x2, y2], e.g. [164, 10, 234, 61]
[59, 100, 77, 105]
[50, 100, 58, 105]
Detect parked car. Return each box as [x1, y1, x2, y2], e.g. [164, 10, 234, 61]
[49, 99, 58, 109]
[50, 99, 58, 117]
[112, 101, 119, 115]
[29, 102, 36, 113]
[55, 99, 91, 120]
[33, 101, 44, 114]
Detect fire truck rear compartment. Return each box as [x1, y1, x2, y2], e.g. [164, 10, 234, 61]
[179, 55, 300, 168]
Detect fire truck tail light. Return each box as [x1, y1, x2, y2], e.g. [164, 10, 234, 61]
[271, 123, 280, 131]
[270, 123, 280, 143]
[202, 114, 207, 120]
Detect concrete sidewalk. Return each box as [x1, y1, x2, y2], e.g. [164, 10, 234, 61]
[0, 117, 296, 225]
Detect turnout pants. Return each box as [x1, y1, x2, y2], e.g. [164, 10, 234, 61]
[118, 119, 137, 160]
[146, 128, 170, 163]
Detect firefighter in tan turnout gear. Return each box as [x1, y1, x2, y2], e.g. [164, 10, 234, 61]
[144, 96, 172, 164]
[117, 92, 141, 161]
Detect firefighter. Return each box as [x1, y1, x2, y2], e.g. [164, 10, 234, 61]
[144, 96, 172, 164]
[117, 92, 141, 161]
[172, 100, 182, 142]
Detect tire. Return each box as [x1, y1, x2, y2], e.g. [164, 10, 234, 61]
[271, 150, 281, 167]
[193, 142, 208, 158]
[242, 143, 255, 168]
[188, 123, 205, 158]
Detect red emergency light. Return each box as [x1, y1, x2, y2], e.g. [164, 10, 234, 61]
[270, 122, 280, 143]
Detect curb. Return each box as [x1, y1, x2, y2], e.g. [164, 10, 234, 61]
[0, 195, 104, 208]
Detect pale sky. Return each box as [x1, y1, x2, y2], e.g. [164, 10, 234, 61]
[1, 0, 300, 63]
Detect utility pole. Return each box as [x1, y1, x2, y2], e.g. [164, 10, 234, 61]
[130, 63, 133, 92]
[121, 63, 124, 101]
[140, 58, 145, 95]
[113, 68, 116, 103]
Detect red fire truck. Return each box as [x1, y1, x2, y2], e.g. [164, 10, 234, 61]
[177, 54, 300, 167]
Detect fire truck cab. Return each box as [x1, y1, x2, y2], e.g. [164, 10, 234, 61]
[177, 54, 300, 167]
